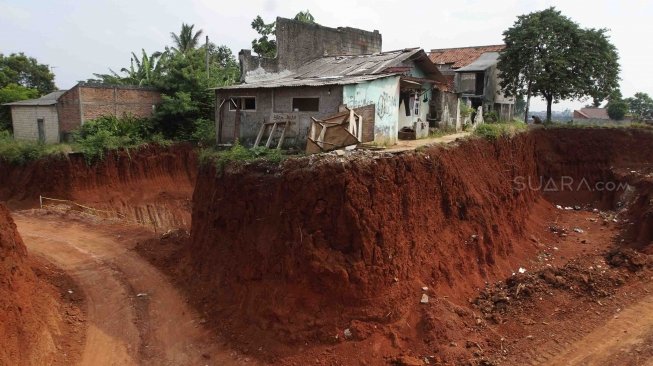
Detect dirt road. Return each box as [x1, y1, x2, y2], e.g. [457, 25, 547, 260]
[14, 210, 251, 366]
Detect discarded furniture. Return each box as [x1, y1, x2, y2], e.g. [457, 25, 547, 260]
[306, 108, 362, 154]
[253, 120, 291, 149]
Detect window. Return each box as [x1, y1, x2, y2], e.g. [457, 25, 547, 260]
[292, 97, 320, 112]
[413, 93, 420, 116]
[229, 97, 256, 111]
[460, 73, 476, 95]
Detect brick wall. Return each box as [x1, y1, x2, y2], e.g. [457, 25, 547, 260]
[56, 84, 161, 135]
[11, 105, 59, 143]
[56, 87, 81, 134]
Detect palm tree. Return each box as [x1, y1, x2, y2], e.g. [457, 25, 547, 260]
[293, 10, 316, 24]
[170, 23, 204, 54]
[120, 49, 163, 86]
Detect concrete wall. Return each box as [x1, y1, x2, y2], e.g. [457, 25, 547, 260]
[343, 76, 400, 145]
[10, 105, 59, 143]
[57, 87, 81, 134]
[240, 17, 382, 80]
[216, 85, 344, 146]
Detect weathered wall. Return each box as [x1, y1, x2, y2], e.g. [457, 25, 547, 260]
[343, 76, 400, 145]
[240, 17, 382, 79]
[10, 105, 59, 143]
[57, 87, 82, 135]
[56, 84, 161, 137]
[216, 85, 344, 146]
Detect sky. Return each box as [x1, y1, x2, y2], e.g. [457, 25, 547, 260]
[1, 0, 651, 111]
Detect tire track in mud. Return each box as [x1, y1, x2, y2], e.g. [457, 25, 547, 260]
[520, 294, 653, 365]
[14, 212, 251, 366]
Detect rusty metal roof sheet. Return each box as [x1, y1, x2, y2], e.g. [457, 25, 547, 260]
[214, 48, 446, 90]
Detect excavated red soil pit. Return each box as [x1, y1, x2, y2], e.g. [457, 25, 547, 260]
[168, 127, 653, 364]
[0, 203, 85, 366]
[0, 144, 197, 229]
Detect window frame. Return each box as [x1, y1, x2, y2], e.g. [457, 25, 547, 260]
[228, 96, 257, 112]
[291, 97, 320, 112]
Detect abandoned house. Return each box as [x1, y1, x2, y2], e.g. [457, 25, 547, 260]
[213, 17, 453, 148]
[429, 45, 514, 122]
[4, 82, 161, 143]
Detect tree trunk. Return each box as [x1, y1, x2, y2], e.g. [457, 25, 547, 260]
[546, 94, 553, 122]
[524, 81, 532, 123]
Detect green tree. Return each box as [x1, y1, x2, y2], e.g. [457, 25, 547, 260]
[251, 16, 277, 58]
[0, 83, 39, 131]
[170, 23, 204, 54]
[607, 99, 628, 120]
[498, 7, 620, 122]
[0, 53, 56, 94]
[120, 49, 164, 86]
[625, 92, 653, 120]
[251, 11, 317, 58]
[293, 10, 316, 23]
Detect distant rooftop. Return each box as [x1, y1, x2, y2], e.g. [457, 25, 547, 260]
[575, 107, 609, 119]
[429, 45, 504, 69]
[2, 90, 67, 106]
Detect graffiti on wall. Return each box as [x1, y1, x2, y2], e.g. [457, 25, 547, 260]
[272, 113, 298, 122]
[376, 91, 397, 120]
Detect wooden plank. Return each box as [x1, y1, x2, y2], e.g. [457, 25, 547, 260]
[253, 122, 266, 147]
[276, 121, 289, 149]
[265, 122, 277, 148]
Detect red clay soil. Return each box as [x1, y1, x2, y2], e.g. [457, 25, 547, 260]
[0, 203, 85, 366]
[150, 127, 653, 365]
[0, 143, 197, 229]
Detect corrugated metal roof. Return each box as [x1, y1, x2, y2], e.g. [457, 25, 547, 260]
[429, 45, 504, 69]
[214, 48, 443, 90]
[3, 90, 67, 106]
[455, 52, 500, 72]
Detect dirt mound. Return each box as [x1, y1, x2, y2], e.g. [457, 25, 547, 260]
[0, 203, 85, 365]
[0, 143, 197, 229]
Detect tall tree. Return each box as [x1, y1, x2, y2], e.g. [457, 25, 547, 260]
[121, 49, 163, 86]
[170, 23, 204, 54]
[0, 53, 56, 94]
[498, 7, 620, 122]
[626, 92, 653, 120]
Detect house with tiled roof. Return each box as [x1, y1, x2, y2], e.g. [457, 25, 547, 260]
[429, 45, 514, 122]
[573, 107, 609, 120]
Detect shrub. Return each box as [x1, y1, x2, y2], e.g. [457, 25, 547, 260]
[72, 114, 171, 163]
[483, 110, 499, 123]
[0, 130, 70, 164]
[200, 140, 283, 171]
[474, 122, 527, 140]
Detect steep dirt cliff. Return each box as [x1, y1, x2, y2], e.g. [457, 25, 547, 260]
[186, 133, 545, 350]
[181, 127, 653, 361]
[0, 203, 85, 365]
[0, 144, 197, 229]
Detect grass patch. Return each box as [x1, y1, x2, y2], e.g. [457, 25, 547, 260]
[428, 127, 458, 138]
[0, 130, 71, 165]
[474, 122, 527, 140]
[199, 140, 283, 171]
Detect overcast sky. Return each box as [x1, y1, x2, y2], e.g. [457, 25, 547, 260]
[1, 0, 651, 111]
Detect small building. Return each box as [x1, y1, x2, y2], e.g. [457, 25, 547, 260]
[213, 17, 452, 147]
[429, 45, 514, 121]
[573, 107, 610, 121]
[4, 83, 161, 143]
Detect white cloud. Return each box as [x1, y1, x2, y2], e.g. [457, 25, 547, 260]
[1, 0, 650, 112]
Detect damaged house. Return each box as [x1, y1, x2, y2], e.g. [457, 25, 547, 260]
[429, 45, 514, 122]
[213, 17, 452, 148]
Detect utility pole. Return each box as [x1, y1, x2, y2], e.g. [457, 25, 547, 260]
[205, 35, 210, 82]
